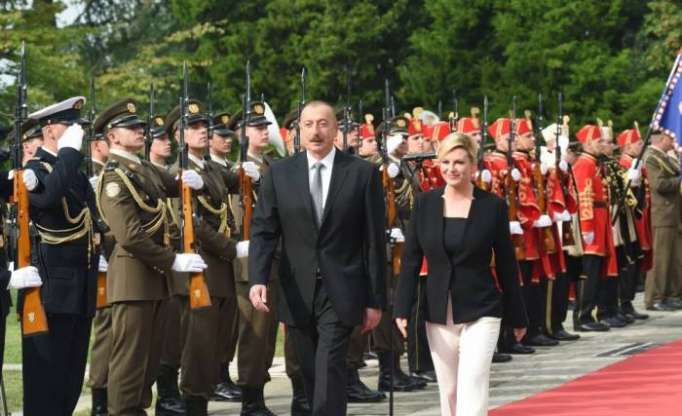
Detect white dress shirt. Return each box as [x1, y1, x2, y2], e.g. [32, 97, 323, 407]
[188, 153, 205, 170]
[307, 147, 336, 210]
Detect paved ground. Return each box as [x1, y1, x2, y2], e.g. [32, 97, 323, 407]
[11, 293, 682, 415]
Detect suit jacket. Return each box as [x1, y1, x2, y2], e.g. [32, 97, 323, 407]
[249, 149, 387, 327]
[644, 146, 681, 228]
[394, 186, 528, 328]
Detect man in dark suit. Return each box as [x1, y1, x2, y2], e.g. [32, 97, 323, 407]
[249, 100, 386, 416]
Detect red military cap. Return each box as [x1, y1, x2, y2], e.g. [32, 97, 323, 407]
[457, 117, 480, 134]
[616, 127, 641, 148]
[360, 114, 375, 140]
[407, 107, 424, 136]
[432, 121, 451, 141]
[576, 124, 602, 144]
[488, 118, 531, 139]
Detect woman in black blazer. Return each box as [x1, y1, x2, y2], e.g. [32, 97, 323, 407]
[394, 133, 528, 416]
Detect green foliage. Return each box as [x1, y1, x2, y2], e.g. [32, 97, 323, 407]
[0, 0, 681, 135]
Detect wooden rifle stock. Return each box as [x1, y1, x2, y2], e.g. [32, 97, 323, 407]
[382, 167, 401, 276]
[533, 164, 556, 254]
[181, 180, 212, 309]
[15, 171, 48, 336]
[505, 173, 526, 260]
[240, 167, 253, 239]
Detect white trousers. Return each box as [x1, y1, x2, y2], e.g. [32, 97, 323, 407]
[425, 298, 501, 416]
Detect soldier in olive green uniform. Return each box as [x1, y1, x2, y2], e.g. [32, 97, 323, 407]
[228, 102, 281, 415]
[87, 126, 116, 416]
[146, 114, 188, 416]
[96, 98, 208, 416]
[207, 112, 243, 402]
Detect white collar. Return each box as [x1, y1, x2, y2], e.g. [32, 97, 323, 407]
[151, 160, 167, 169]
[307, 146, 336, 169]
[210, 153, 228, 167]
[92, 158, 106, 167]
[110, 148, 141, 164]
[188, 153, 205, 170]
[41, 146, 58, 157]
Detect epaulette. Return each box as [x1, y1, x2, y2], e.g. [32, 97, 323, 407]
[105, 159, 119, 171]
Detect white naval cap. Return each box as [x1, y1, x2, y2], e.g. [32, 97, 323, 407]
[29, 96, 88, 126]
[541, 123, 570, 150]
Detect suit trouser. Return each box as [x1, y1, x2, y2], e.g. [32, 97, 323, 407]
[108, 300, 167, 416]
[408, 276, 434, 373]
[551, 255, 581, 331]
[236, 280, 278, 386]
[617, 243, 639, 304]
[180, 296, 233, 398]
[23, 313, 92, 416]
[89, 306, 113, 388]
[288, 280, 354, 416]
[577, 255, 604, 323]
[645, 227, 682, 306]
[161, 295, 189, 368]
[519, 260, 544, 335]
[221, 295, 240, 366]
[426, 297, 500, 416]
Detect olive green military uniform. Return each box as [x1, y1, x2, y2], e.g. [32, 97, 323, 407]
[98, 148, 179, 415]
[644, 146, 682, 306]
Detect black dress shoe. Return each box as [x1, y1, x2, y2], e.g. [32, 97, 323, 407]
[646, 302, 676, 311]
[505, 342, 535, 354]
[525, 334, 559, 347]
[213, 380, 242, 401]
[574, 321, 610, 332]
[622, 304, 649, 320]
[156, 397, 186, 415]
[347, 368, 385, 403]
[410, 370, 437, 383]
[492, 352, 512, 363]
[664, 298, 682, 309]
[549, 329, 580, 341]
[600, 316, 627, 328]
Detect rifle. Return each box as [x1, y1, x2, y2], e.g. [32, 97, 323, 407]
[207, 82, 214, 139]
[145, 83, 155, 161]
[178, 62, 211, 310]
[449, 89, 459, 132]
[86, 77, 96, 178]
[477, 96, 490, 190]
[294, 67, 306, 153]
[11, 43, 48, 336]
[342, 65, 351, 152]
[530, 96, 556, 254]
[239, 61, 254, 239]
[554, 93, 575, 245]
[506, 97, 526, 260]
[356, 99, 363, 139]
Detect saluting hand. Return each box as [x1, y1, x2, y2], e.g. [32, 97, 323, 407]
[249, 284, 270, 312]
[361, 307, 382, 334]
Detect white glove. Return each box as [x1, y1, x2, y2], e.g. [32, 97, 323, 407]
[242, 161, 261, 182]
[98, 255, 108, 273]
[582, 232, 595, 245]
[540, 162, 549, 175]
[387, 134, 404, 155]
[89, 175, 99, 191]
[236, 241, 250, 259]
[631, 158, 640, 167]
[509, 221, 524, 235]
[553, 210, 571, 222]
[22, 169, 38, 191]
[181, 170, 204, 190]
[7, 170, 14, 180]
[511, 168, 521, 182]
[389, 227, 405, 243]
[57, 124, 84, 151]
[480, 169, 492, 183]
[627, 167, 642, 186]
[8, 266, 42, 289]
[558, 159, 569, 173]
[387, 163, 400, 179]
[533, 214, 552, 228]
[172, 253, 208, 273]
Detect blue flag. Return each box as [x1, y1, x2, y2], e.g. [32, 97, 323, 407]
[653, 53, 682, 145]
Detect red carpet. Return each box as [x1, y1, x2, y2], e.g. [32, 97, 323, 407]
[490, 339, 682, 416]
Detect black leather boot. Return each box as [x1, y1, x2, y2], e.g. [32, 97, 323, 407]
[155, 364, 186, 415]
[213, 363, 242, 401]
[346, 366, 385, 403]
[91, 388, 107, 416]
[377, 352, 423, 392]
[184, 395, 207, 416]
[290, 374, 312, 415]
[240, 385, 277, 416]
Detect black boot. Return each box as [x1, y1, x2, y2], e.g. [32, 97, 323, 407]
[290, 374, 312, 415]
[240, 385, 277, 416]
[184, 395, 207, 416]
[213, 363, 242, 401]
[621, 302, 649, 320]
[346, 367, 385, 403]
[377, 352, 423, 392]
[91, 388, 107, 416]
[155, 364, 186, 415]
